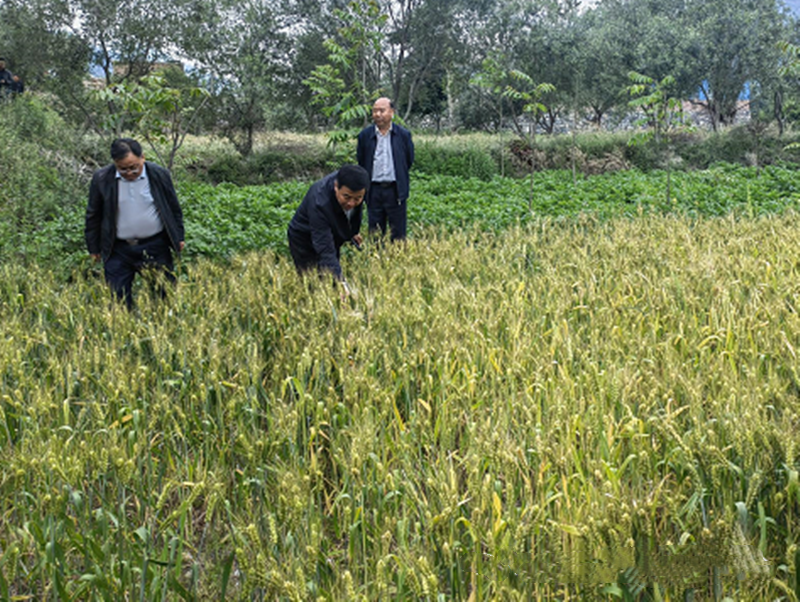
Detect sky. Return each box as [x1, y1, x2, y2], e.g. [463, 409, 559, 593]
[785, 0, 800, 14]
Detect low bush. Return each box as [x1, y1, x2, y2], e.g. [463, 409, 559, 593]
[198, 137, 339, 185]
[507, 128, 800, 173]
[414, 140, 497, 180]
[0, 96, 94, 271]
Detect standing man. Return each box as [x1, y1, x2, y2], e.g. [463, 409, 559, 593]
[287, 164, 368, 292]
[85, 138, 185, 309]
[357, 97, 414, 241]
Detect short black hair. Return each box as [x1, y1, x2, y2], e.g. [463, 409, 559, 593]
[335, 164, 369, 192]
[110, 138, 143, 161]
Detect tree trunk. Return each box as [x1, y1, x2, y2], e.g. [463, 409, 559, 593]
[446, 70, 455, 131]
[774, 89, 784, 137]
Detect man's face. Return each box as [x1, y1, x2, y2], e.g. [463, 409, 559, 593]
[334, 182, 366, 212]
[0, 60, 5, 71]
[372, 99, 393, 130]
[114, 152, 145, 182]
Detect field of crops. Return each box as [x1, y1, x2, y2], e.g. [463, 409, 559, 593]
[180, 164, 800, 260]
[24, 163, 800, 274]
[2, 202, 800, 598]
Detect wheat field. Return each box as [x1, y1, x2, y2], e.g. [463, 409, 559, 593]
[1, 214, 799, 600]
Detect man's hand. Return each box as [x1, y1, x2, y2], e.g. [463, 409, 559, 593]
[90, 253, 101, 262]
[340, 279, 358, 301]
[351, 234, 363, 250]
[179, 241, 186, 252]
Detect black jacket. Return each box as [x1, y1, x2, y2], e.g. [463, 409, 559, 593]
[85, 161, 185, 260]
[287, 171, 362, 279]
[356, 123, 414, 201]
[0, 69, 15, 95]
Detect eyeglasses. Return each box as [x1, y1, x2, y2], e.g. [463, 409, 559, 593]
[117, 165, 141, 174]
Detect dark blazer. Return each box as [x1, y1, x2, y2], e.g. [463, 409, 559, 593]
[85, 161, 185, 260]
[287, 171, 363, 280]
[356, 123, 414, 201]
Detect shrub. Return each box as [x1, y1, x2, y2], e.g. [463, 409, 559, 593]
[200, 136, 339, 185]
[0, 96, 92, 271]
[414, 140, 497, 180]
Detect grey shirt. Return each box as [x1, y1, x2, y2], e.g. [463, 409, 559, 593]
[115, 165, 164, 240]
[371, 126, 396, 183]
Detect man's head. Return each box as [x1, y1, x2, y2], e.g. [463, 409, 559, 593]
[372, 97, 394, 132]
[111, 138, 145, 181]
[0, 58, 6, 70]
[334, 165, 369, 212]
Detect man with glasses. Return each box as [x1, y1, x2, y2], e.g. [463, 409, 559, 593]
[85, 138, 185, 309]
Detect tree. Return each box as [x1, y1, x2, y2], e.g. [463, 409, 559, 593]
[378, 0, 466, 122]
[191, 0, 290, 156]
[578, 2, 635, 128]
[627, 71, 690, 203]
[304, 0, 387, 146]
[94, 73, 210, 170]
[69, 0, 202, 86]
[685, 0, 788, 131]
[504, 69, 555, 208]
[777, 41, 800, 141]
[0, 0, 90, 117]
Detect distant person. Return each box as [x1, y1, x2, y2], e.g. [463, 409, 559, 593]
[11, 75, 23, 95]
[287, 164, 368, 292]
[85, 138, 185, 310]
[0, 57, 15, 98]
[357, 97, 414, 241]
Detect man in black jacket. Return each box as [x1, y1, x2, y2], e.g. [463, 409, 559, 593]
[0, 57, 16, 98]
[287, 165, 368, 290]
[356, 97, 414, 241]
[85, 138, 185, 309]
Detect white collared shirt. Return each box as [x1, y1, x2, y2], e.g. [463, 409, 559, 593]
[372, 125, 396, 183]
[115, 164, 163, 240]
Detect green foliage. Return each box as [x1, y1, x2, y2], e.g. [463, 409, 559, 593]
[303, 0, 386, 146]
[92, 74, 210, 170]
[176, 162, 800, 264]
[8, 141, 800, 276]
[469, 52, 557, 141]
[778, 41, 800, 152]
[504, 70, 556, 122]
[0, 97, 94, 272]
[627, 71, 693, 202]
[410, 164, 800, 230]
[179, 181, 304, 258]
[203, 146, 340, 186]
[626, 72, 688, 146]
[413, 142, 497, 180]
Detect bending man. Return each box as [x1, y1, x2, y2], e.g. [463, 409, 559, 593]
[287, 164, 368, 291]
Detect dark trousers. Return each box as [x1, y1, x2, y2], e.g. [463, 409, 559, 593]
[104, 232, 175, 309]
[367, 183, 407, 241]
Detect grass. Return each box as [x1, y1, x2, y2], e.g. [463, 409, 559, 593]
[1, 214, 799, 599]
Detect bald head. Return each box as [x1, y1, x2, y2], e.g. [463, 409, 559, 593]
[372, 97, 394, 133]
